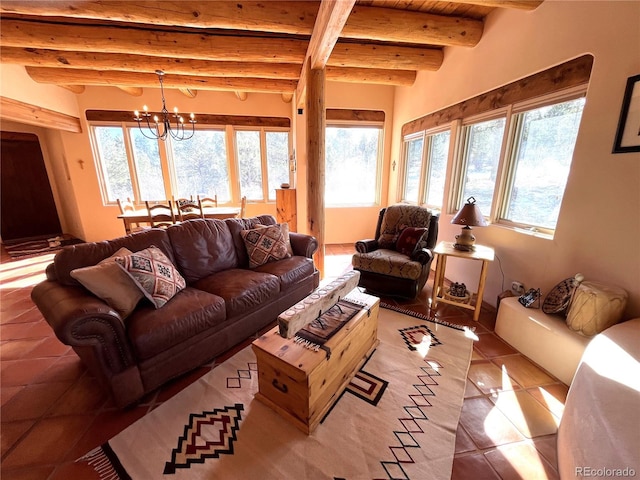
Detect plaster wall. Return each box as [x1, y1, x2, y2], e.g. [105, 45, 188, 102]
[391, 0, 640, 317]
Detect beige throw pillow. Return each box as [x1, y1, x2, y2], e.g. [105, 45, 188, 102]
[70, 247, 144, 320]
[241, 224, 291, 268]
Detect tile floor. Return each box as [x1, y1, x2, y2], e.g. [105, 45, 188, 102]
[0, 243, 565, 479]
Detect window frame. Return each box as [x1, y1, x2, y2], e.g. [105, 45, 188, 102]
[325, 121, 384, 207]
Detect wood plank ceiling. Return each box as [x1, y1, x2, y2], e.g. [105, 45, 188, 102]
[0, 0, 543, 106]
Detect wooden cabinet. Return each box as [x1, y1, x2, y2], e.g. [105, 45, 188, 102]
[276, 188, 297, 232]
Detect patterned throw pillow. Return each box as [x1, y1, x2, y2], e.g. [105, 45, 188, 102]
[114, 246, 186, 309]
[396, 227, 428, 256]
[241, 224, 291, 268]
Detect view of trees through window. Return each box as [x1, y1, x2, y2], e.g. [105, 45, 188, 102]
[403, 136, 423, 203]
[460, 118, 506, 215]
[171, 129, 230, 202]
[504, 97, 585, 229]
[325, 126, 381, 206]
[425, 131, 450, 207]
[92, 125, 289, 206]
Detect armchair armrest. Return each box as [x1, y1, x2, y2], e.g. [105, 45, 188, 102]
[31, 280, 136, 374]
[412, 247, 434, 265]
[289, 232, 318, 258]
[355, 239, 378, 253]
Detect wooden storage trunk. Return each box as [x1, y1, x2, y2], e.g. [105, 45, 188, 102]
[251, 291, 379, 434]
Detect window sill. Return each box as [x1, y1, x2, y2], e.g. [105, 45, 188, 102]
[492, 222, 554, 241]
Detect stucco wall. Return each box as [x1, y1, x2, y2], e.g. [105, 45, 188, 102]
[391, 0, 640, 317]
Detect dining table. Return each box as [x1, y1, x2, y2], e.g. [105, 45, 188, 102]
[117, 206, 241, 234]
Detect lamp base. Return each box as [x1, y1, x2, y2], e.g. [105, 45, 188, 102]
[453, 243, 475, 252]
[454, 225, 476, 251]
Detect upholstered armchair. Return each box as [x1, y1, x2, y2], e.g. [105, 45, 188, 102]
[352, 205, 439, 299]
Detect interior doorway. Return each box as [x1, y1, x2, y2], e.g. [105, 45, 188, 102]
[1, 131, 62, 242]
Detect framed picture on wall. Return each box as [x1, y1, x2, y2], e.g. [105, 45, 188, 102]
[612, 74, 640, 153]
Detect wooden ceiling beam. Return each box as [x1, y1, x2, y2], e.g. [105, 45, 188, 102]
[59, 84, 85, 94]
[0, 48, 303, 79]
[0, 1, 487, 46]
[0, 96, 82, 133]
[325, 66, 416, 86]
[0, 19, 307, 64]
[443, 0, 544, 11]
[117, 86, 143, 96]
[343, 5, 482, 47]
[25, 67, 297, 93]
[0, 1, 319, 35]
[308, 0, 355, 69]
[328, 42, 442, 71]
[179, 88, 197, 98]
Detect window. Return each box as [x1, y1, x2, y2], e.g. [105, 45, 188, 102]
[91, 123, 290, 206]
[235, 129, 290, 202]
[501, 97, 586, 230]
[325, 125, 382, 206]
[458, 117, 506, 214]
[400, 129, 450, 209]
[171, 129, 230, 202]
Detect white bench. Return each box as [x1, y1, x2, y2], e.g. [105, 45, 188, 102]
[495, 297, 591, 385]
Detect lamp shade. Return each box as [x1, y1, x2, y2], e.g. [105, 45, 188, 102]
[451, 196, 487, 227]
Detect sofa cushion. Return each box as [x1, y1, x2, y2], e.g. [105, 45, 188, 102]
[126, 287, 226, 361]
[240, 224, 291, 268]
[352, 249, 423, 281]
[193, 269, 280, 317]
[70, 247, 144, 320]
[166, 219, 238, 284]
[253, 256, 315, 292]
[377, 205, 432, 249]
[51, 229, 174, 286]
[115, 246, 186, 309]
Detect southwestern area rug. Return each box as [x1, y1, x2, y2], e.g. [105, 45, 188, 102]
[79, 306, 474, 480]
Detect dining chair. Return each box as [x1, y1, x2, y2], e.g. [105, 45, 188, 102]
[239, 196, 247, 218]
[197, 194, 217, 208]
[118, 198, 150, 233]
[145, 200, 177, 228]
[176, 200, 204, 222]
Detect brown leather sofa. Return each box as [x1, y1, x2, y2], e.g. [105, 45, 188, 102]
[31, 215, 319, 408]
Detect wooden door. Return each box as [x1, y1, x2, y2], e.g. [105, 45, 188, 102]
[1, 131, 62, 241]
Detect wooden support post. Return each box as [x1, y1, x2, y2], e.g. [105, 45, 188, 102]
[306, 63, 325, 278]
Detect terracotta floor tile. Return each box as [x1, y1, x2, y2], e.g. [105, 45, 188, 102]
[527, 384, 568, 420]
[65, 406, 148, 461]
[1, 419, 34, 456]
[0, 295, 34, 316]
[1, 357, 59, 387]
[2, 415, 94, 468]
[0, 465, 55, 480]
[28, 337, 71, 358]
[49, 461, 100, 480]
[155, 366, 212, 403]
[471, 347, 486, 361]
[24, 320, 55, 339]
[1, 382, 72, 422]
[451, 453, 501, 480]
[493, 355, 556, 388]
[2, 307, 42, 325]
[467, 360, 518, 394]
[46, 377, 109, 417]
[1, 386, 24, 407]
[32, 355, 86, 384]
[484, 441, 559, 480]
[0, 323, 41, 341]
[533, 435, 559, 469]
[459, 397, 525, 449]
[490, 390, 560, 438]
[0, 339, 46, 361]
[474, 332, 518, 358]
[454, 424, 477, 454]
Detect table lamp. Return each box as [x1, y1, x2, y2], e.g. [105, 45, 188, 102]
[451, 196, 487, 251]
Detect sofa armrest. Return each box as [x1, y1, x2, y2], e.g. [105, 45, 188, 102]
[31, 280, 136, 374]
[355, 239, 378, 253]
[289, 232, 318, 258]
[412, 247, 434, 265]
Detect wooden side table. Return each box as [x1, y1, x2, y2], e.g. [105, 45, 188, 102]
[431, 241, 495, 322]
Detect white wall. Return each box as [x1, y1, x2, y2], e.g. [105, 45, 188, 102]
[392, 1, 640, 318]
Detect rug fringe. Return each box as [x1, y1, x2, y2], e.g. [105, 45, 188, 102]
[379, 302, 470, 332]
[78, 446, 120, 480]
